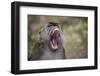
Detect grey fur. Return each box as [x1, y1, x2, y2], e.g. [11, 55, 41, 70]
[29, 22, 65, 60]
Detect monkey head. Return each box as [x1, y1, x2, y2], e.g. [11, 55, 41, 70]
[38, 22, 63, 51]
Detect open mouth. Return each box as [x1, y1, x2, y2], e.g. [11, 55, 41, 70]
[49, 27, 60, 50]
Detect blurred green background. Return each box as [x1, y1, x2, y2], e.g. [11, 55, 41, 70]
[28, 15, 88, 59]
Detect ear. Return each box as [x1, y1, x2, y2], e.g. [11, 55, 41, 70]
[60, 28, 65, 46]
[37, 26, 43, 43]
[59, 24, 63, 32]
[37, 31, 44, 44]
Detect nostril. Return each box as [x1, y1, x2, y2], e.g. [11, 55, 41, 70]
[49, 22, 59, 27]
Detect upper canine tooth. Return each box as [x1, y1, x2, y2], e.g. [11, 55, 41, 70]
[53, 28, 59, 33]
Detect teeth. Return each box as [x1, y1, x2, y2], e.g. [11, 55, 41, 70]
[49, 27, 59, 36]
[50, 41, 57, 49]
[52, 40, 55, 45]
[50, 39, 58, 49]
[53, 28, 59, 33]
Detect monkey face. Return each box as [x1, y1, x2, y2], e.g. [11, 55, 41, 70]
[48, 24, 61, 50]
[39, 22, 63, 51]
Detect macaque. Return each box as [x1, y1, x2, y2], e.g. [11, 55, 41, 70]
[28, 22, 65, 60]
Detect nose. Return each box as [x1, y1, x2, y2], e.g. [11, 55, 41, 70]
[48, 22, 59, 27]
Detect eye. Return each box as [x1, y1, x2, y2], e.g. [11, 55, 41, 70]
[47, 24, 51, 27]
[39, 31, 41, 34]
